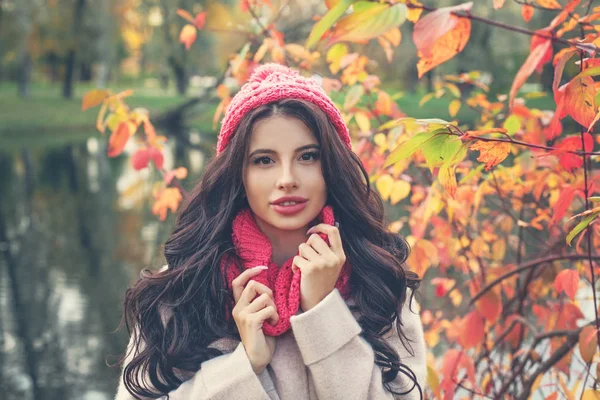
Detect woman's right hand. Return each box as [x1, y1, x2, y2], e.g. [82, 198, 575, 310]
[231, 266, 279, 375]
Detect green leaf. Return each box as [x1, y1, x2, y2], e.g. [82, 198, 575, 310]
[503, 115, 521, 135]
[384, 130, 437, 167]
[421, 131, 458, 172]
[566, 211, 600, 246]
[306, 0, 357, 49]
[329, 3, 407, 44]
[575, 66, 600, 79]
[343, 84, 364, 111]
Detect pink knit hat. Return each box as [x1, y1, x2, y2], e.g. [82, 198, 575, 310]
[216, 63, 352, 154]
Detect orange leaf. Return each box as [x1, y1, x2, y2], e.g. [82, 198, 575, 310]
[493, 0, 505, 9]
[375, 91, 393, 116]
[549, 0, 581, 30]
[460, 310, 485, 349]
[107, 122, 131, 158]
[469, 140, 511, 170]
[546, 393, 559, 400]
[176, 9, 194, 23]
[179, 24, 197, 50]
[416, 16, 471, 78]
[164, 167, 188, 185]
[578, 326, 598, 363]
[152, 188, 183, 221]
[509, 39, 552, 108]
[564, 76, 597, 128]
[476, 291, 502, 324]
[412, 2, 472, 58]
[554, 269, 580, 300]
[522, 4, 534, 22]
[143, 120, 157, 141]
[194, 12, 206, 30]
[536, 0, 562, 9]
[82, 89, 109, 111]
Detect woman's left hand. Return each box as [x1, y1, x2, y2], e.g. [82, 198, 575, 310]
[292, 223, 346, 312]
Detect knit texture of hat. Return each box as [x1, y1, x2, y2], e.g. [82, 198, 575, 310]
[216, 63, 352, 154]
[221, 204, 352, 337]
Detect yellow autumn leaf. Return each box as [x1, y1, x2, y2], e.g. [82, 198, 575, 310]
[354, 112, 371, 133]
[449, 99, 461, 117]
[82, 89, 110, 111]
[373, 132, 387, 151]
[582, 389, 600, 400]
[376, 174, 394, 201]
[536, 0, 562, 9]
[390, 180, 411, 205]
[179, 24, 197, 50]
[470, 140, 511, 171]
[326, 43, 348, 74]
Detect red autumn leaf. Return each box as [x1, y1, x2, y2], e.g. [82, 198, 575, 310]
[179, 24, 197, 50]
[550, 186, 577, 226]
[554, 269, 580, 300]
[521, 4, 534, 22]
[556, 303, 584, 330]
[440, 349, 476, 396]
[563, 76, 597, 129]
[148, 147, 164, 170]
[131, 148, 150, 170]
[551, 132, 594, 171]
[194, 12, 206, 30]
[108, 122, 131, 158]
[435, 283, 447, 297]
[530, 29, 553, 73]
[510, 39, 552, 108]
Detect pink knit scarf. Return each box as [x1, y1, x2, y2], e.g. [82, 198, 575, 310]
[221, 205, 352, 336]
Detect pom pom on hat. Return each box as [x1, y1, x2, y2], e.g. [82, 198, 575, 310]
[216, 63, 351, 154]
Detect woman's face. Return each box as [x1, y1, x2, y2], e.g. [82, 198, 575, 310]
[243, 115, 327, 233]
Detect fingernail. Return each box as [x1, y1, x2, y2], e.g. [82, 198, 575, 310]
[306, 226, 315, 235]
[253, 265, 268, 270]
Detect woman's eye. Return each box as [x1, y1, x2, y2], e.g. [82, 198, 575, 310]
[301, 152, 320, 161]
[253, 157, 272, 165]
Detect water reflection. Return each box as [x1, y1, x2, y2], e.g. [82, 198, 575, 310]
[0, 136, 203, 399]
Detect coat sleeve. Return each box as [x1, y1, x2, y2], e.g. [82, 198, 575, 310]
[113, 329, 274, 400]
[290, 288, 427, 400]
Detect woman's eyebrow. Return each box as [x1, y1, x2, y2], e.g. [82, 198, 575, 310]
[248, 144, 320, 158]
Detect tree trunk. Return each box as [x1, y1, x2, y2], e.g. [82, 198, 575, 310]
[18, 51, 32, 98]
[169, 56, 189, 96]
[62, 0, 87, 99]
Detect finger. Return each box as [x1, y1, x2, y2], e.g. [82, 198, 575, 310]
[298, 242, 320, 260]
[307, 224, 343, 253]
[306, 234, 332, 255]
[238, 280, 273, 308]
[291, 255, 310, 274]
[232, 266, 268, 303]
[246, 293, 280, 326]
[253, 306, 278, 327]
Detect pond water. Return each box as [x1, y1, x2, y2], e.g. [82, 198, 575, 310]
[0, 135, 205, 400]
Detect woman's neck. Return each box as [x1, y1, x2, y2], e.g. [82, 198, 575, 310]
[268, 229, 308, 267]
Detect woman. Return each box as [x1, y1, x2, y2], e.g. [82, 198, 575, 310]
[115, 63, 426, 400]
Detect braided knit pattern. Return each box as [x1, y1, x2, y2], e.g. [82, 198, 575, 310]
[216, 63, 352, 154]
[221, 205, 352, 336]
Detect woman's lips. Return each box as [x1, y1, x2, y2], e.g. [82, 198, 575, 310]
[271, 201, 308, 215]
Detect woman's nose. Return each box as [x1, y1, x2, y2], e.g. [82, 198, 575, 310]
[276, 165, 298, 190]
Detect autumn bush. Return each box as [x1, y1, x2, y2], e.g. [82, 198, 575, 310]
[83, 1, 600, 398]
